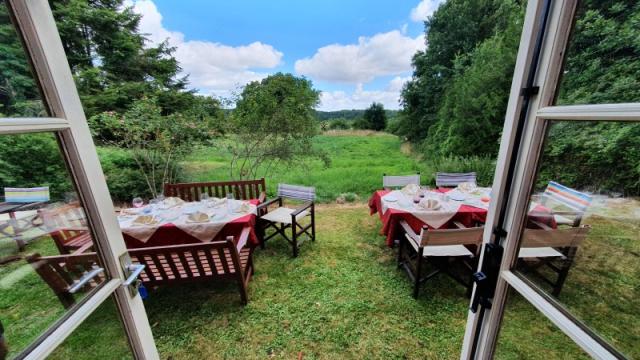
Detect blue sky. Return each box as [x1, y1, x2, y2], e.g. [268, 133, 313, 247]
[129, 0, 445, 110]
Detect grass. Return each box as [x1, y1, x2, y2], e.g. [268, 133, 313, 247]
[1, 132, 638, 359]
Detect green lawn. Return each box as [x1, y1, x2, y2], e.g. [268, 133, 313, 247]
[184, 131, 422, 203]
[1, 132, 638, 359]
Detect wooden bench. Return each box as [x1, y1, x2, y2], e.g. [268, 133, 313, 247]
[164, 178, 266, 203]
[26, 227, 255, 307]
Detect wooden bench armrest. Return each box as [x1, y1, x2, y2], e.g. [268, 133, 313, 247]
[258, 191, 267, 203]
[71, 241, 94, 254]
[291, 201, 313, 217]
[453, 221, 467, 229]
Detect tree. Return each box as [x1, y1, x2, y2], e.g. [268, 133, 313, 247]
[227, 73, 329, 179]
[362, 103, 387, 131]
[89, 97, 218, 197]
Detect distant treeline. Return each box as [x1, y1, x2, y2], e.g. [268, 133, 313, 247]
[315, 109, 399, 121]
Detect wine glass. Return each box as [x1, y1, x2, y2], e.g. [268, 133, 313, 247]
[226, 192, 235, 213]
[132, 197, 144, 209]
[156, 193, 165, 202]
[200, 193, 210, 207]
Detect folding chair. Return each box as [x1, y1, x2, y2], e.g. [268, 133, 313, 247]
[435, 172, 477, 188]
[257, 184, 316, 257]
[382, 173, 420, 190]
[538, 181, 592, 227]
[397, 220, 484, 298]
[518, 223, 590, 296]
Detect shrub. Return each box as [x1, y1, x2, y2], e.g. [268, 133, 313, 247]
[328, 119, 350, 130]
[96, 147, 152, 202]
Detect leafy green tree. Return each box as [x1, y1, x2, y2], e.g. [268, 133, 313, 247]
[89, 97, 216, 197]
[362, 102, 387, 131]
[227, 73, 329, 179]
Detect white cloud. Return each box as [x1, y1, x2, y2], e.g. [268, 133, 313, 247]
[127, 0, 283, 97]
[294, 30, 425, 84]
[410, 0, 445, 22]
[319, 76, 412, 111]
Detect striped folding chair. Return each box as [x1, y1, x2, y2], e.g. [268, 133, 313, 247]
[4, 187, 50, 203]
[382, 173, 420, 190]
[1, 187, 50, 251]
[435, 172, 477, 188]
[541, 181, 592, 227]
[257, 184, 316, 257]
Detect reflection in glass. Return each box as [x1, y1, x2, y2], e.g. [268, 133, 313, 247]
[0, 1, 47, 117]
[0, 133, 105, 359]
[495, 289, 589, 359]
[514, 121, 639, 358]
[555, 1, 640, 105]
[48, 297, 132, 360]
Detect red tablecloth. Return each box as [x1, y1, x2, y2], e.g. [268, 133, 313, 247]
[123, 199, 260, 249]
[368, 189, 556, 247]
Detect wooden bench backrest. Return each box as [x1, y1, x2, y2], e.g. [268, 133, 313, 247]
[164, 179, 266, 202]
[129, 238, 244, 286]
[26, 252, 102, 309]
[522, 225, 590, 248]
[39, 202, 89, 253]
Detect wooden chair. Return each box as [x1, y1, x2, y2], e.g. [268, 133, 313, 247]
[397, 220, 484, 298]
[25, 252, 104, 309]
[382, 173, 420, 190]
[435, 172, 477, 188]
[537, 181, 592, 227]
[27, 227, 255, 307]
[164, 178, 267, 203]
[518, 223, 590, 296]
[257, 184, 316, 257]
[39, 202, 92, 254]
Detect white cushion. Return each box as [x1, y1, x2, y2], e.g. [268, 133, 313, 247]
[423, 245, 474, 257]
[553, 214, 574, 225]
[518, 247, 565, 258]
[260, 207, 309, 224]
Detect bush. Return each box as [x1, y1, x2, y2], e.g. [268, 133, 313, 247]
[422, 155, 496, 187]
[328, 119, 350, 130]
[97, 147, 154, 202]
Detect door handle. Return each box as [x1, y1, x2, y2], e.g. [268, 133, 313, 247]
[123, 264, 145, 287]
[68, 267, 104, 294]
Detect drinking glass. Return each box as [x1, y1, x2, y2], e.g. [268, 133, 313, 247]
[132, 197, 144, 208]
[156, 193, 165, 202]
[200, 193, 210, 205]
[226, 192, 235, 213]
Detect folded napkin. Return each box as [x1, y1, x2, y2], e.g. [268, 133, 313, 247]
[161, 197, 185, 209]
[211, 197, 227, 207]
[457, 182, 477, 193]
[235, 202, 251, 213]
[419, 198, 441, 210]
[187, 212, 209, 223]
[121, 208, 140, 216]
[132, 215, 158, 226]
[401, 183, 420, 196]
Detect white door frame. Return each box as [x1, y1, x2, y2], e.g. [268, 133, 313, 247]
[460, 0, 640, 358]
[3, 0, 158, 358]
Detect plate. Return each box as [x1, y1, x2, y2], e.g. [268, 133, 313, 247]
[449, 193, 467, 201]
[385, 195, 398, 202]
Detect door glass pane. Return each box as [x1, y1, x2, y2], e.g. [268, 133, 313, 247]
[48, 297, 132, 360]
[495, 288, 589, 359]
[0, 0, 47, 117]
[0, 132, 108, 358]
[555, 1, 640, 105]
[514, 120, 639, 358]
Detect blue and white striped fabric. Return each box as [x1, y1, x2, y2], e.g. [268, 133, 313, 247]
[435, 172, 477, 187]
[278, 184, 316, 201]
[4, 187, 50, 203]
[543, 181, 592, 212]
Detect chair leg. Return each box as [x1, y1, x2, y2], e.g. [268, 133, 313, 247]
[397, 236, 404, 268]
[311, 203, 316, 242]
[292, 218, 299, 257]
[257, 220, 266, 249]
[413, 249, 424, 299]
[236, 271, 249, 305]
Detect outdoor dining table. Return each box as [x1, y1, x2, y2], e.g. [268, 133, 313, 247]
[369, 187, 556, 247]
[118, 198, 261, 251]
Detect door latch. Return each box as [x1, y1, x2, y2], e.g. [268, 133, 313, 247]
[470, 242, 503, 313]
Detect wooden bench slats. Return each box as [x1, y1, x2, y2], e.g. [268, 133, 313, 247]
[164, 179, 266, 202]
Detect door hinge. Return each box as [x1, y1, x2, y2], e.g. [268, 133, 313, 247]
[470, 243, 504, 313]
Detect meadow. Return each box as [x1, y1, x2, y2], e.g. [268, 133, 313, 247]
[1, 131, 637, 359]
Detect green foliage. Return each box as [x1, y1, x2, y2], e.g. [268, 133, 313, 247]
[422, 155, 496, 187]
[227, 73, 329, 179]
[361, 102, 387, 131]
[96, 147, 151, 201]
[89, 97, 214, 197]
[327, 118, 351, 130]
[0, 133, 72, 200]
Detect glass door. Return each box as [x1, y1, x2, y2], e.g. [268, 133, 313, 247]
[0, 0, 157, 358]
[461, 0, 639, 358]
